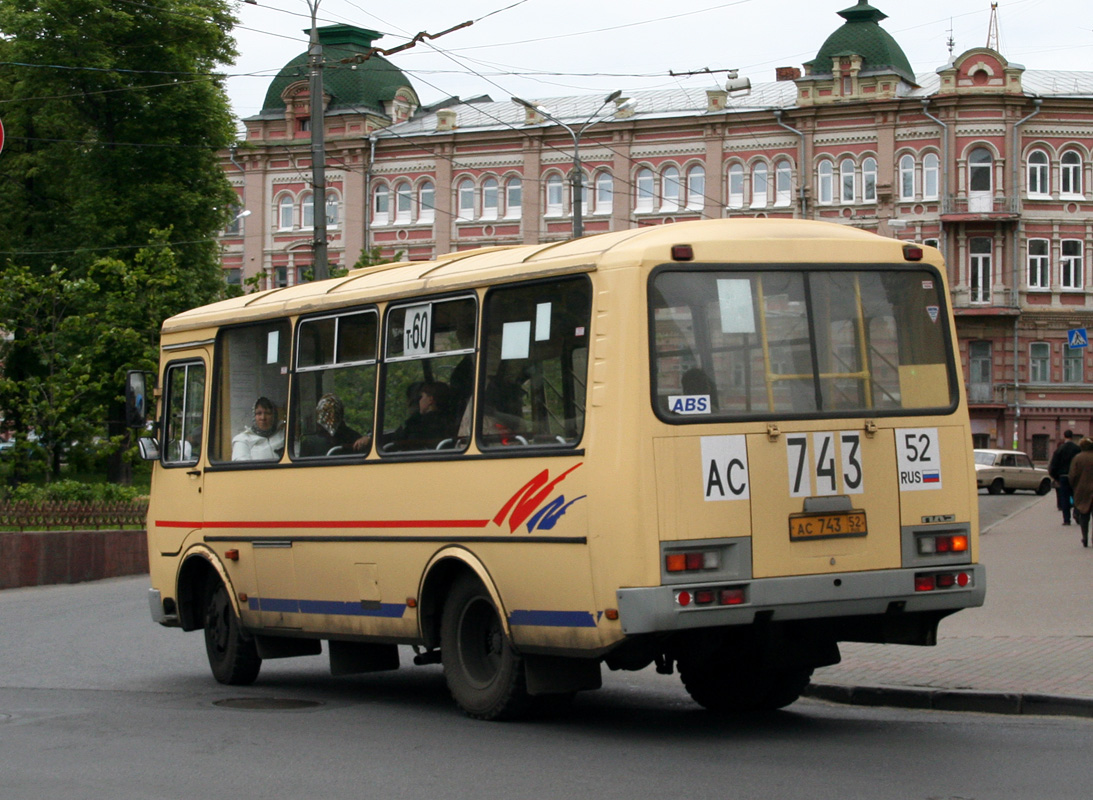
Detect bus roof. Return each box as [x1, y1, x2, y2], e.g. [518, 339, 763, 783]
[163, 219, 930, 335]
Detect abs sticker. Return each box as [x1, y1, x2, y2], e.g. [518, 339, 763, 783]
[669, 394, 711, 415]
[896, 427, 942, 491]
[701, 435, 749, 501]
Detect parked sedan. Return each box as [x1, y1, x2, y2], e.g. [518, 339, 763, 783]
[974, 449, 1052, 495]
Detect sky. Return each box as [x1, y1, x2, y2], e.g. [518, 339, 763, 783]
[224, 0, 1093, 120]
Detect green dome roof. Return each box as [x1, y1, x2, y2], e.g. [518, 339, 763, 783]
[805, 1, 915, 83]
[261, 25, 414, 116]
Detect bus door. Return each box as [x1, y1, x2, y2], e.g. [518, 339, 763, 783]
[151, 357, 208, 559]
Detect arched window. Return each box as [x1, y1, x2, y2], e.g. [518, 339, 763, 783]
[1027, 150, 1049, 197]
[504, 177, 522, 217]
[1061, 151, 1083, 197]
[394, 181, 412, 224]
[923, 153, 940, 200]
[546, 173, 564, 215]
[481, 177, 499, 219]
[727, 164, 745, 209]
[751, 162, 768, 208]
[594, 172, 613, 214]
[968, 147, 993, 212]
[457, 178, 475, 219]
[862, 157, 877, 203]
[774, 159, 792, 207]
[635, 168, 654, 211]
[325, 191, 339, 227]
[899, 154, 916, 201]
[817, 160, 833, 205]
[279, 194, 295, 229]
[686, 165, 705, 210]
[840, 158, 856, 203]
[660, 166, 681, 211]
[418, 181, 435, 223]
[301, 191, 315, 228]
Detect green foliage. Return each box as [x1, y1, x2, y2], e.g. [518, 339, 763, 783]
[6, 478, 146, 504]
[352, 246, 406, 271]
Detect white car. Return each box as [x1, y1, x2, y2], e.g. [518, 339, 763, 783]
[974, 449, 1052, 495]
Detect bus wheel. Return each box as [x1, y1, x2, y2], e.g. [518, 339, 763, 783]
[203, 580, 261, 685]
[678, 657, 812, 713]
[441, 576, 529, 720]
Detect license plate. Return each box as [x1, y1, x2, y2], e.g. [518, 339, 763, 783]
[788, 510, 867, 541]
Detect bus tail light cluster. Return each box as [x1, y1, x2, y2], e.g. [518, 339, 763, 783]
[916, 533, 969, 556]
[915, 571, 972, 592]
[675, 586, 746, 607]
[665, 550, 720, 573]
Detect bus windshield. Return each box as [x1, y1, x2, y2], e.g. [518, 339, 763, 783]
[651, 266, 955, 420]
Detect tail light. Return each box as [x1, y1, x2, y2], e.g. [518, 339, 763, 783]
[915, 570, 972, 592]
[675, 585, 747, 607]
[665, 549, 720, 573]
[917, 533, 969, 555]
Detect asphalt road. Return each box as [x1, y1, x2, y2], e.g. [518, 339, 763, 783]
[1, 494, 1090, 799]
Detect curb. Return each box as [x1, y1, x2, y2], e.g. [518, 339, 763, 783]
[803, 682, 1093, 718]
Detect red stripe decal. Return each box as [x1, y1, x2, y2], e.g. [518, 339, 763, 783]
[156, 519, 491, 530]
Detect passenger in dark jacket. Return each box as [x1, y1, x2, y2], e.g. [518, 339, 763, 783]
[1068, 437, 1093, 547]
[1048, 430, 1081, 525]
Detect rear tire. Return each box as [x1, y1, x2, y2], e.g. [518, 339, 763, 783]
[203, 580, 261, 685]
[678, 655, 812, 713]
[988, 478, 1004, 495]
[441, 576, 529, 720]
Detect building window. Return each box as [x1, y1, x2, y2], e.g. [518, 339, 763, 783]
[660, 166, 681, 211]
[774, 159, 792, 207]
[924, 238, 940, 250]
[546, 173, 564, 215]
[278, 194, 294, 230]
[224, 267, 242, 286]
[899, 154, 915, 201]
[840, 158, 855, 204]
[1064, 343, 1085, 383]
[817, 160, 833, 205]
[1061, 239, 1084, 289]
[457, 179, 475, 219]
[635, 168, 654, 212]
[505, 177, 522, 218]
[372, 185, 389, 224]
[923, 153, 940, 200]
[969, 340, 992, 404]
[1027, 150, 1049, 197]
[1061, 151, 1083, 197]
[727, 164, 745, 209]
[301, 191, 314, 229]
[969, 237, 992, 304]
[1029, 342, 1050, 383]
[1027, 238, 1050, 289]
[481, 177, 499, 220]
[861, 157, 877, 203]
[751, 162, 768, 208]
[594, 172, 612, 214]
[224, 203, 244, 236]
[394, 182, 412, 224]
[419, 181, 435, 223]
[325, 191, 339, 227]
[968, 147, 993, 205]
[686, 165, 705, 210]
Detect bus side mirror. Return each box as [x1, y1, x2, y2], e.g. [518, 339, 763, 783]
[137, 437, 160, 461]
[125, 370, 148, 429]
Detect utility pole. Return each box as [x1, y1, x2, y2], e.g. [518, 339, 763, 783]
[307, 0, 329, 280]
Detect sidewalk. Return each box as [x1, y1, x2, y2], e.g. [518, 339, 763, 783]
[806, 493, 1093, 717]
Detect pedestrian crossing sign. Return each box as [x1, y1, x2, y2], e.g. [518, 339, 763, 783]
[1068, 328, 1088, 348]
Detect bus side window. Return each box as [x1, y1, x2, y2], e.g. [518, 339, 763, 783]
[478, 276, 592, 449]
[162, 361, 205, 465]
[210, 321, 291, 463]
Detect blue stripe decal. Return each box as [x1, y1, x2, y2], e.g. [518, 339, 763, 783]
[508, 609, 598, 628]
[247, 597, 406, 618]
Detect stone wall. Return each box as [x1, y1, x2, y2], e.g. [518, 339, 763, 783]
[0, 529, 148, 589]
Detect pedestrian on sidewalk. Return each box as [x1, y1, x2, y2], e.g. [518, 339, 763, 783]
[1067, 436, 1093, 547]
[1049, 429, 1081, 525]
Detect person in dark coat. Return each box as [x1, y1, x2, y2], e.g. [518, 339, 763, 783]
[1048, 429, 1081, 525]
[1068, 437, 1093, 547]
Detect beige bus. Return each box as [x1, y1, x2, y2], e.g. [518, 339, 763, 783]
[132, 218, 983, 720]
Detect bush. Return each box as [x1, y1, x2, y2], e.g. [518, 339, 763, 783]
[6, 479, 146, 504]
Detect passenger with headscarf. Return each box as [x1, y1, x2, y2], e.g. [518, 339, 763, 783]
[231, 397, 285, 461]
[299, 393, 369, 457]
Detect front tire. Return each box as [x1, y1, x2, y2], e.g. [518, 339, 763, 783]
[441, 576, 529, 720]
[1037, 478, 1052, 495]
[203, 579, 261, 685]
[988, 478, 1004, 495]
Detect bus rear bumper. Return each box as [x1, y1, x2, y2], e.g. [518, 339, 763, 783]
[615, 565, 985, 635]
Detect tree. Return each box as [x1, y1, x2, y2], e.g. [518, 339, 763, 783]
[0, 1, 242, 481]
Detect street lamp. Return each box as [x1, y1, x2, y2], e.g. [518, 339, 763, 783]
[512, 90, 625, 238]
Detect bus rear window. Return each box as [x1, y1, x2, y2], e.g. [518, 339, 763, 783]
[650, 267, 955, 421]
